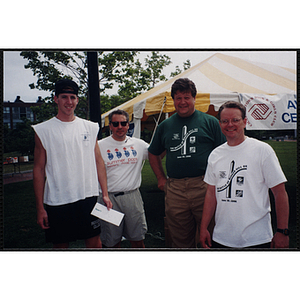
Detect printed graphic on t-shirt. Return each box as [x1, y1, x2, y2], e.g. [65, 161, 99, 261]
[170, 125, 198, 158]
[217, 160, 247, 202]
[81, 131, 90, 141]
[106, 146, 138, 167]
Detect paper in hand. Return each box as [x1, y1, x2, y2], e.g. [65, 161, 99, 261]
[91, 203, 124, 226]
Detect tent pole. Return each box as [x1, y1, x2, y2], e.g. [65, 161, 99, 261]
[149, 97, 167, 145]
[141, 97, 166, 170]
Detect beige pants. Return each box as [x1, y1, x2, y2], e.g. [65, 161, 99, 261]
[164, 176, 214, 248]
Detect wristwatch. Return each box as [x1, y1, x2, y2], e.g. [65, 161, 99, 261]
[276, 228, 290, 236]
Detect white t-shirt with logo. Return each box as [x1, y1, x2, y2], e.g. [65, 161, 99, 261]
[32, 117, 99, 206]
[204, 137, 287, 247]
[98, 136, 149, 193]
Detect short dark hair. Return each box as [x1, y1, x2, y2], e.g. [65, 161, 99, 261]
[171, 78, 197, 99]
[217, 101, 246, 120]
[108, 109, 129, 123]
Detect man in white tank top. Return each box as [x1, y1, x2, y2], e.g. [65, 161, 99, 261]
[32, 79, 112, 249]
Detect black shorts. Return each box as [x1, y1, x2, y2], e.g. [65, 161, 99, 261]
[44, 196, 101, 244]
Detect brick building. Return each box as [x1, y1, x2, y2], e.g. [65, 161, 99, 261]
[3, 96, 43, 129]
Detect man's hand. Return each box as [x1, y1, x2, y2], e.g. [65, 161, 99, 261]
[271, 232, 289, 248]
[37, 208, 50, 229]
[102, 195, 113, 210]
[158, 177, 167, 191]
[199, 229, 212, 248]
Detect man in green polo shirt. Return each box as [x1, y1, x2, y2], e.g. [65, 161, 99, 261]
[148, 78, 226, 248]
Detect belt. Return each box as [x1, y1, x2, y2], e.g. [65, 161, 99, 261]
[112, 189, 138, 197]
[114, 192, 124, 197]
[169, 175, 205, 181]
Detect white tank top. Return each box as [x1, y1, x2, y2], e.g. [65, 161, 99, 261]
[32, 117, 99, 206]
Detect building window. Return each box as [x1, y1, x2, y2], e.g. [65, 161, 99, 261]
[20, 106, 26, 119]
[3, 107, 10, 121]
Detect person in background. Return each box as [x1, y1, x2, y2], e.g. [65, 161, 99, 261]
[97, 109, 148, 248]
[199, 101, 289, 249]
[148, 78, 226, 248]
[32, 79, 112, 249]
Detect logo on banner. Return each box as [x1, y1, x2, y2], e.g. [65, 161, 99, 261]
[244, 97, 277, 128]
[127, 123, 134, 137]
[249, 103, 272, 120]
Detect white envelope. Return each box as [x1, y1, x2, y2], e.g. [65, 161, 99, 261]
[91, 203, 124, 227]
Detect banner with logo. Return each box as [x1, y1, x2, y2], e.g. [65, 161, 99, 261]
[127, 117, 141, 138]
[239, 93, 297, 130]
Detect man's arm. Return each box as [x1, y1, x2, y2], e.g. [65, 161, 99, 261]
[270, 182, 289, 248]
[148, 151, 167, 191]
[95, 141, 112, 210]
[33, 133, 49, 229]
[199, 184, 217, 248]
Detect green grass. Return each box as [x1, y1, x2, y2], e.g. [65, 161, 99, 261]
[264, 141, 297, 187]
[3, 141, 297, 249]
[264, 141, 297, 248]
[3, 160, 167, 250]
[3, 161, 34, 174]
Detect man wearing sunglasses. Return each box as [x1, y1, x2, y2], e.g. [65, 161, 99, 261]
[97, 109, 149, 248]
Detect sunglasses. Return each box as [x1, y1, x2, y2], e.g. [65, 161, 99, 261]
[111, 121, 128, 127]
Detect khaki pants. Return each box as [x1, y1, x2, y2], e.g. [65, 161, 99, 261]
[165, 176, 214, 248]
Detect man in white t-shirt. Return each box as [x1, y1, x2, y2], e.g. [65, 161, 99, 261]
[98, 109, 148, 248]
[33, 79, 112, 249]
[199, 101, 289, 249]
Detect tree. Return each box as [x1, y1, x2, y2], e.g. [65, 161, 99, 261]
[4, 51, 191, 155]
[20, 51, 139, 119]
[99, 94, 125, 114]
[170, 59, 191, 77]
[144, 51, 171, 88]
[30, 98, 57, 123]
[4, 119, 35, 155]
[116, 58, 152, 101]
[20, 51, 187, 121]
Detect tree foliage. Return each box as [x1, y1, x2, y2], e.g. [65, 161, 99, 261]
[4, 119, 35, 155]
[6, 51, 191, 154]
[20, 51, 178, 117]
[144, 51, 171, 87]
[170, 59, 191, 77]
[20, 51, 140, 119]
[20, 51, 190, 121]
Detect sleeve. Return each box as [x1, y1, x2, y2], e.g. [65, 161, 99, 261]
[148, 125, 165, 155]
[211, 117, 226, 147]
[262, 144, 287, 188]
[203, 153, 217, 186]
[134, 138, 149, 160]
[98, 139, 105, 160]
[140, 139, 149, 160]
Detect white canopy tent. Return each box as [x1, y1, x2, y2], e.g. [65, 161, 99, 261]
[101, 53, 296, 137]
